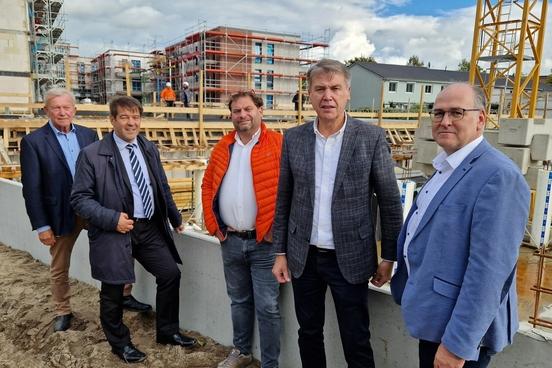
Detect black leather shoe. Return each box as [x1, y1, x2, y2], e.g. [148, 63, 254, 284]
[111, 344, 146, 364]
[157, 332, 197, 347]
[53, 313, 73, 332]
[122, 295, 152, 313]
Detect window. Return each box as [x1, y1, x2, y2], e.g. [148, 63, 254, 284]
[388, 82, 397, 92]
[425, 85, 432, 94]
[266, 95, 273, 109]
[406, 83, 414, 93]
[267, 70, 274, 90]
[254, 42, 262, 63]
[266, 43, 274, 64]
[132, 80, 141, 92]
[254, 69, 262, 89]
[131, 60, 141, 70]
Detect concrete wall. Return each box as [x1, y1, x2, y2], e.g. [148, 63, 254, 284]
[1, 178, 551, 367]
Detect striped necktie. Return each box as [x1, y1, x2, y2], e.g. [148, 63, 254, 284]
[126, 144, 154, 219]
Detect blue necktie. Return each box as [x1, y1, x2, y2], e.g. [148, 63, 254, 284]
[126, 144, 153, 219]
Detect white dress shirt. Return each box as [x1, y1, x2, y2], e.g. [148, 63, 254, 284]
[402, 136, 484, 274]
[309, 115, 347, 249]
[218, 129, 261, 231]
[113, 133, 155, 219]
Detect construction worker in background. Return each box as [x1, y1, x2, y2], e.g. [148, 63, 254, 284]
[181, 81, 191, 120]
[160, 82, 176, 107]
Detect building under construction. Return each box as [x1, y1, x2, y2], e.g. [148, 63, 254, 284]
[163, 26, 328, 107]
[90, 49, 155, 104]
[0, 0, 68, 104]
[28, 0, 68, 101]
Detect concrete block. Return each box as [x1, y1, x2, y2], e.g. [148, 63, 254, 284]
[484, 130, 500, 147]
[498, 118, 551, 146]
[497, 146, 532, 174]
[530, 135, 552, 161]
[415, 117, 434, 140]
[498, 119, 532, 146]
[414, 140, 441, 164]
[525, 166, 543, 190]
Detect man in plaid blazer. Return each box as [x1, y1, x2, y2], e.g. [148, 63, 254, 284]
[272, 59, 403, 368]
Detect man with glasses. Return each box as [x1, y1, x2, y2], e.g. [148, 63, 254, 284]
[391, 83, 530, 368]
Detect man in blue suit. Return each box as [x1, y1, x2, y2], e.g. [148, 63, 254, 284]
[20, 88, 98, 331]
[391, 83, 530, 368]
[20, 88, 150, 333]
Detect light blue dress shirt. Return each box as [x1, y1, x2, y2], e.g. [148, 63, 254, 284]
[48, 121, 80, 178]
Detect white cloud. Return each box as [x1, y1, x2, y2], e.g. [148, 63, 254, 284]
[61, 0, 551, 77]
[329, 22, 375, 62]
[117, 6, 164, 28]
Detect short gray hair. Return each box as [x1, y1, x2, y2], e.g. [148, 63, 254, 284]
[441, 83, 486, 109]
[471, 85, 486, 109]
[44, 87, 76, 107]
[307, 58, 351, 89]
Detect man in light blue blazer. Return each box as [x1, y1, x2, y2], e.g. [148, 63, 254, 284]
[391, 83, 530, 368]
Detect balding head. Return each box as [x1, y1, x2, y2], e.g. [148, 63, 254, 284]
[431, 83, 486, 155]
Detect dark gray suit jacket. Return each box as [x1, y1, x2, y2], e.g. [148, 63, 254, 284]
[272, 117, 403, 284]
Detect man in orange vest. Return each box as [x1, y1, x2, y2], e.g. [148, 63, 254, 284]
[160, 82, 176, 107]
[202, 91, 283, 368]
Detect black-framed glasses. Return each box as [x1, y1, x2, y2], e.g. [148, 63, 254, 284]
[429, 108, 481, 123]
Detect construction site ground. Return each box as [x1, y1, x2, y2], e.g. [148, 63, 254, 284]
[0, 242, 260, 368]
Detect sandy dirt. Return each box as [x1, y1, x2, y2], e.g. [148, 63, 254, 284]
[0, 243, 260, 368]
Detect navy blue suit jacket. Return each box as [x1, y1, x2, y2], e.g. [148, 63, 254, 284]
[20, 123, 98, 236]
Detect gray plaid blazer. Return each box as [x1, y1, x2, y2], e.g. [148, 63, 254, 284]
[272, 117, 403, 284]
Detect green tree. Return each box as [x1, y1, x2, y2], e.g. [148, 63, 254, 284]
[406, 55, 424, 67]
[345, 55, 377, 66]
[457, 58, 471, 71]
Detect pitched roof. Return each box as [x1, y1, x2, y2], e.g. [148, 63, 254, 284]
[351, 62, 469, 83]
[539, 76, 552, 92]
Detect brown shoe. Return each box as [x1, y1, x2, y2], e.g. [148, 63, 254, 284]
[217, 348, 253, 368]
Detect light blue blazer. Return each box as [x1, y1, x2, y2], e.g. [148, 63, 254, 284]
[391, 139, 530, 361]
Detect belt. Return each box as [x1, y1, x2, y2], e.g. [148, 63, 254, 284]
[310, 245, 335, 254]
[228, 229, 256, 240]
[132, 217, 153, 223]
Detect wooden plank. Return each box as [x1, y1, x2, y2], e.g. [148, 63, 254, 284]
[0, 92, 32, 97]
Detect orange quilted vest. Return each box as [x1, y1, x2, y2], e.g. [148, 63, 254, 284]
[201, 123, 283, 243]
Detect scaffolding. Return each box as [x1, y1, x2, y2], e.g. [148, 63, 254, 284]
[28, 0, 68, 101]
[90, 50, 154, 104]
[469, 0, 548, 122]
[164, 26, 329, 107]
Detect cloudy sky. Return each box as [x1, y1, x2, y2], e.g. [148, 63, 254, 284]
[63, 0, 552, 73]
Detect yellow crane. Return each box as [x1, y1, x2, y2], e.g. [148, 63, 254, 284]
[469, 0, 548, 122]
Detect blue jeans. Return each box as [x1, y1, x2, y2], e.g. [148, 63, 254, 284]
[221, 234, 281, 368]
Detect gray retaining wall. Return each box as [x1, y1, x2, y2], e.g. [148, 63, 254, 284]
[1, 178, 550, 367]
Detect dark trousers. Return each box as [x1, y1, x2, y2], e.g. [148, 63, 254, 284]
[100, 219, 181, 349]
[291, 247, 374, 368]
[419, 340, 492, 368]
